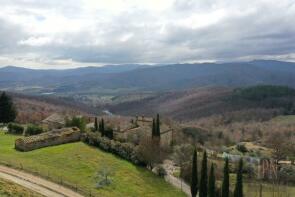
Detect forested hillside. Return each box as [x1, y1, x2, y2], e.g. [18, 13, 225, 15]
[107, 85, 295, 123]
[7, 92, 95, 123]
[1, 60, 295, 94]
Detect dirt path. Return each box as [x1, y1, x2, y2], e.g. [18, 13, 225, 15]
[0, 165, 84, 197]
[162, 160, 191, 197]
[164, 174, 191, 197]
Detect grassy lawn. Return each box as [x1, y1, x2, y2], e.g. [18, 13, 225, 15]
[244, 182, 295, 197]
[0, 132, 185, 197]
[270, 115, 295, 124]
[229, 174, 295, 197]
[0, 178, 43, 197]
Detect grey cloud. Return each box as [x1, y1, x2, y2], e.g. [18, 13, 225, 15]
[0, 0, 295, 67]
[162, 1, 295, 61]
[0, 18, 28, 53]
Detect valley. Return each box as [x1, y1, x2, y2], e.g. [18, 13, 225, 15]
[1, 61, 295, 197]
[1, 1, 295, 196]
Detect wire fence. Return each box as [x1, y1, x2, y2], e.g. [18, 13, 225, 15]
[245, 181, 294, 197]
[0, 160, 95, 197]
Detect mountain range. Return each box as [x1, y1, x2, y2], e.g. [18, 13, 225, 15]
[1, 60, 295, 93]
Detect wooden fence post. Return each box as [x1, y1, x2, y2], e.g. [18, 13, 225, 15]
[259, 183, 262, 197]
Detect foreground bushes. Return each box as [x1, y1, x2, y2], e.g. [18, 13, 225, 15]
[279, 165, 295, 184]
[81, 132, 145, 166]
[66, 116, 86, 132]
[25, 124, 44, 136]
[7, 123, 24, 134]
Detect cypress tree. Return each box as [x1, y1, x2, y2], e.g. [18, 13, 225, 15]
[208, 163, 215, 197]
[191, 148, 198, 197]
[222, 158, 230, 197]
[100, 118, 105, 136]
[99, 119, 102, 133]
[199, 151, 208, 197]
[102, 118, 105, 136]
[94, 117, 98, 131]
[152, 118, 156, 138]
[156, 113, 160, 137]
[0, 92, 17, 123]
[234, 159, 243, 197]
[108, 129, 113, 139]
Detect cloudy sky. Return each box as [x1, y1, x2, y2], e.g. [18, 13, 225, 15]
[0, 0, 295, 69]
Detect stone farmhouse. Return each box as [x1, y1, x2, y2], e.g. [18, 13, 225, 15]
[89, 115, 173, 146]
[41, 113, 67, 130]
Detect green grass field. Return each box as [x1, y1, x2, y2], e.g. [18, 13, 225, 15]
[0, 132, 185, 197]
[229, 175, 295, 197]
[244, 182, 295, 197]
[271, 115, 295, 124]
[0, 178, 43, 197]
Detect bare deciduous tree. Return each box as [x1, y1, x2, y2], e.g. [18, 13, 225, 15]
[137, 137, 166, 169]
[267, 132, 289, 164]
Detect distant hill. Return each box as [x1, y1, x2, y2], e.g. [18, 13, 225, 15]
[107, 85, 295, 122]
[7, 92, 95, 123]
[1, 60, 295, 93]
[0, 64, 147, 90]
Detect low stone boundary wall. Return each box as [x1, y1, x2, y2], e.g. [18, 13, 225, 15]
[15, 127, 81, 152]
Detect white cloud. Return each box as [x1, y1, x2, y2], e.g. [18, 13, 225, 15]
[119, 33, 134, 42]
[175, 9, 226, 29]
[18, 36, 52, 46]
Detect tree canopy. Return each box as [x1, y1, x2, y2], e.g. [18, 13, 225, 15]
[191, 148, 198, 197]
[0, 92, 17, 123]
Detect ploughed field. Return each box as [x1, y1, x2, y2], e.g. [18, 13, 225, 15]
[0, 132, 185, 197]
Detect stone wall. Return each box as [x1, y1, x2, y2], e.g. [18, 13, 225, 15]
[15, 127, 81, 152]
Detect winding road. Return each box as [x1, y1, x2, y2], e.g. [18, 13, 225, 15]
[0, 165, 84, 197]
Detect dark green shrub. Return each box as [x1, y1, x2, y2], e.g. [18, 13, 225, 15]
[236, 143, 248, 153]
[278, 165, 295, 184]
[157, 166, 167, 177]
[104, 126, 114, 140]
[26, 124, 44, 136]
[66, 116, 86, 132]
[7, 123, 24, 134]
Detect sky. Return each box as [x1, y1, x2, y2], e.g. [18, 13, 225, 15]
[0, 0, 295, 69]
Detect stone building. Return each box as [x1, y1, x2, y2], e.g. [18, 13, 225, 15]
[41, 113, 66, 130]
[94, 115, 173, 146]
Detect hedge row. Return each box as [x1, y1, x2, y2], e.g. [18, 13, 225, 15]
[7, 123, 24, 134]
[7, 123, 44, 136]
[81, 132, 145, 166]
[26, 124, 44, 136]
